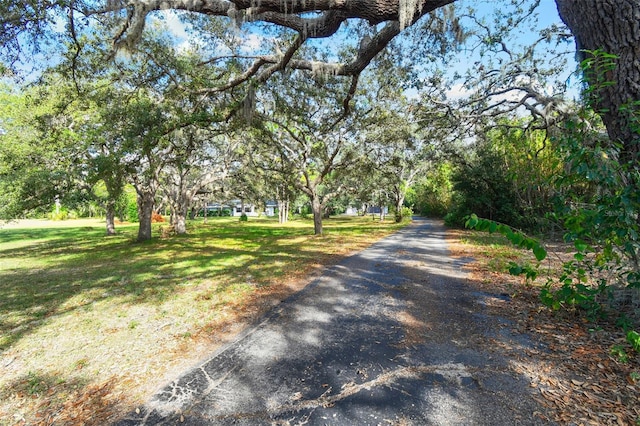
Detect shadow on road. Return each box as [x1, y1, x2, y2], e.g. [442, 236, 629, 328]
[116, 218, 553, 425]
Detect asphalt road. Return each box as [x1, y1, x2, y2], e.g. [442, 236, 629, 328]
[116, 217, 552, 425]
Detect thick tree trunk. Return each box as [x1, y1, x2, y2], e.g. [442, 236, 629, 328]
[168, 190, 191, 234]
[137, 190, 155, 242]
[555, 0, 640, 161]
[174, 212, 187, 234]
[311, 194, 323, 235]
[105, 200, 116, 236]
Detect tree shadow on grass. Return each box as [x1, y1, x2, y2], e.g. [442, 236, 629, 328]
[115, 223, 552, 425]
[0, 219, 370, 351]
[0, 217, 407, 424]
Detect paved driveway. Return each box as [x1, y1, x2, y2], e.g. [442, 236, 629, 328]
[116, 218, 551, 425]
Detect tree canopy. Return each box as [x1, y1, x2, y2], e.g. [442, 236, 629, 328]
[1, 0, 639, 240]
[2, 2, 637, 157]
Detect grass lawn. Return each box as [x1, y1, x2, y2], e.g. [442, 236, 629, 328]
[0, 215, 408, 425]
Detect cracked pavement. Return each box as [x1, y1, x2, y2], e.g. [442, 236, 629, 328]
[115, 218, 552, 425]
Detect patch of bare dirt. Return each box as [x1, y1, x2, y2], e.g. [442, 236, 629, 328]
[446, 228, 640, 425]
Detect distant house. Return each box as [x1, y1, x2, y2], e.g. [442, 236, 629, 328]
[366, 205, 388, 215]
[344, 206, 358, 215]
[203, 203, 231, 216]
[264, 201, 278, 217]
[228, 201, 254, 216]
[204, 200, 278, 217]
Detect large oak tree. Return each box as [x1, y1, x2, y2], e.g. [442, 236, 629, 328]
[253, 68, 364, 235]
[554, 0, 640, 161]
[1, 0, 638, 161]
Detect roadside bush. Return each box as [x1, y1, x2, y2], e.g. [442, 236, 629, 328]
[452, 145, 524, 227]
[467, 50, 640, 345]
[49, 206, 69, 221]
[443, 120, 561, 232]
[443, 193, 472, 227]
[411, 162, 454, 217]
[395, 206, 413, 222]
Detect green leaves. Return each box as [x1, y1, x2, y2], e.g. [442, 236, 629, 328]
[465, 214, 479, 228]
[465, 214, 547, 261]
[573, 240, 590, 252]
[550, 86, 640, 327]
[508, 262, 539, 281]
[532, 244, 547, 262]
[465, 214, 547, 285]
[627, 331, 640, 353]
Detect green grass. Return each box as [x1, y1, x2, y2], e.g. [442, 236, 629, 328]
[457, 229, 566, 283]
[0, 216, 407, 349]
[459, 231, 527, 273]
[0, 215, 408, 424]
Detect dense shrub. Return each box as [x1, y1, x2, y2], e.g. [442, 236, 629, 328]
[410, 163, 453, 218]
[127, 200, 139, 222]
[395, 206, 413, 222]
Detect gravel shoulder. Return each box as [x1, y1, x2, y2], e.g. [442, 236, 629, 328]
[115, 217, 554, 425]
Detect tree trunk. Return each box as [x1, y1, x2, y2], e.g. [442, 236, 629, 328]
[279, 202, 284, 223]
[175, 211, 187, 234]
[311, 194, 323, 235]
[174, 200, 189, 235]
[169, 205, 176, 227]
[284, 201, 289, 222]
[395, 194, 405, 223]
[278, 200, 288, 224]
[555, 0, 640, 161]
[172, 190, 192, 234]
[105, 200, 116, 236]
[136, 190, 155, 242]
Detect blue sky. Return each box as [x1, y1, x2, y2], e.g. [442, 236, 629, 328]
[440, 0, 579, 101]
[158, 0, 579, 98]
[6, 0, 579, 102]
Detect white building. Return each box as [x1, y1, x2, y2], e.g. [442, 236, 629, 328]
[204, 200, 278, 217]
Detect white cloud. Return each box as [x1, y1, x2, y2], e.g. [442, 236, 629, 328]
[445, 83, 471, 101]
[404, 87, 420, 100]
[156, 13, 271, 55]
[154, 10, 208, 53]
[242, 34, 265, 51]
[158, 10, 189, 41]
